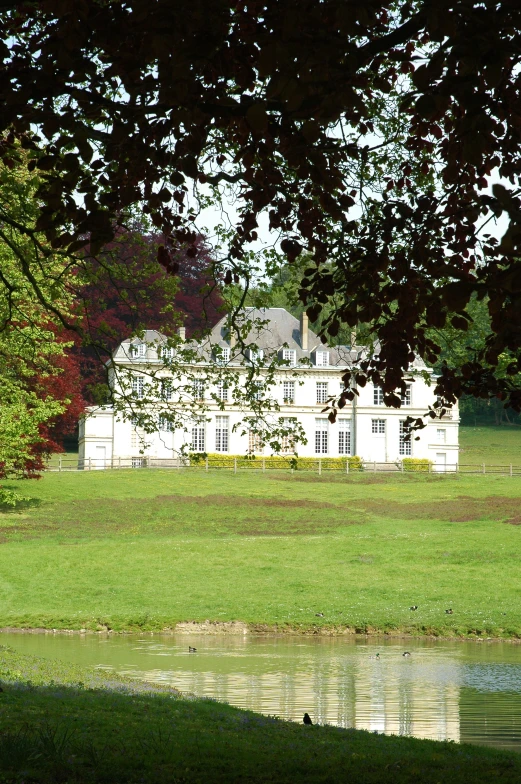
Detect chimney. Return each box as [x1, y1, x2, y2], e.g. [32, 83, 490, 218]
[227, 324, 236, 348]
[300, 311, 309, 351]
[177, 326, 186, 341]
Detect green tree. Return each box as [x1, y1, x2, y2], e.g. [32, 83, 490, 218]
[0, 154, 75, 500]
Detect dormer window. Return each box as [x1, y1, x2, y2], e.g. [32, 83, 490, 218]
[160, 345, 174, 360]
[130, 343, 146, 359]
[215, 346, 231, 365]
[248, 348, 264, 363]
[281, 348, 296, 366]
[315, 351, 329, 367]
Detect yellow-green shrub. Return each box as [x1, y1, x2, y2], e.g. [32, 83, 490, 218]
[401, 457, 432, 472]
[190, 454, 363, 471]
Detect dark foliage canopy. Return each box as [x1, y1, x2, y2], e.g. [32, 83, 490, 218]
[2, 0, 521, 416]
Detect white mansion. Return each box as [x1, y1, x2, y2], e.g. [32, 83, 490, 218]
[79, 308, 459, 469]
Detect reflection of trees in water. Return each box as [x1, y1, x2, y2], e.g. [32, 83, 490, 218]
[336, 669, 356, 729]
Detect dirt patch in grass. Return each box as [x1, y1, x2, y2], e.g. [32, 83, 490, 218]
[270, 473, 450, 485]
[3, 489, 518, 543]
[362, 495, 521, 523]
[0, 493, 359, 541]
[504, 516, 521, 525]
[155, 494, 336, 509]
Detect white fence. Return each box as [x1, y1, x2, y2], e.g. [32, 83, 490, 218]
[45, 456, 521, 476]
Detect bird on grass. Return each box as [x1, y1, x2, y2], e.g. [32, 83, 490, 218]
[409, 605, 418, 611]
[188, 646, 197, 653]
[315, 612, 324, 617]
[303, 713, 313, 725]
[369, 653, 380, 660]
[403, 651, 411, 658]
[445, 608, 453, 615]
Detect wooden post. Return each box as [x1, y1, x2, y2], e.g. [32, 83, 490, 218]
[318, 459, 322, 476]
[346, 459, 349, 474]
[374, 461, 376, 473]
[510, 463, 513, 477]
[118, 456, 121, 470]
[482, 463, 485, 475]
[58, 455, 62, 472]
[89, 456, 91, 471]
[234, 457, 237, 474]
[205, 456, 209, 472]
[401, 461, 404, 473]
[262, 457, 265, 473]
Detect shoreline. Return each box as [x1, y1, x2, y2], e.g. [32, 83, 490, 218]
[1, 621, 520, 642]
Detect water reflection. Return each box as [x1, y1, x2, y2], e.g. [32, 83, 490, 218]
[1, 632, 521, 751]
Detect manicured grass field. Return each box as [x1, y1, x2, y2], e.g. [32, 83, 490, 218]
[459, 425, 521, 466]
[1, 462, 521, 637]
[1, 645, 520, 784]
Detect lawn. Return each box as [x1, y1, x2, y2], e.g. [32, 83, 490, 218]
[1, 463, 521, 637]
[1, 644, 520, 784]
[459, 425, 521, 466]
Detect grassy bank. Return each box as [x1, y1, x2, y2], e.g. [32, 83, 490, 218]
[0, 645, 519, 783]
[1, 467, 521, 637]
[459, 425, 521, 465]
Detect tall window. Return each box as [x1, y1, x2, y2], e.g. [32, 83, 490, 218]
[280, 417, 295, 453]
[316, 381, 328, 404]
[401, 385, 412, 406]
[131, 418, 144, 448]
[217, 381, 228, 401]
[399, 420, 412, 456]
[436, 428, 446, 443]
[282, 348, 296, 366]
[283, 380, 295, 404]
[132, 376, 144, 398]
[373, 386, 384, 405]
[130, 343, 146, 358]
[191, 422, 205, 452]
[158, 415, 174, 432]
[160, 379, 172, 400]
[371, 419, 385, 434]
[248, 430, 264, 454]
[193, 379, 205, 401]
[252, 381, 264, 401]
[338, 419, 351, 455]
[215, 416, 229, 452]
[315, 351, 329, 366]
[315, 418, 328, 454]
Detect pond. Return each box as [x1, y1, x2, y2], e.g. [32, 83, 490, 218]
[2, 632, 521, 752]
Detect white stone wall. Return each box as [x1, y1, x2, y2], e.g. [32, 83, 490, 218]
[79, 363, 459, 466]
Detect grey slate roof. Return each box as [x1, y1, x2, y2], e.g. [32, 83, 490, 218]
[207, 308, 358, 366]
[111, 308, 428, 371]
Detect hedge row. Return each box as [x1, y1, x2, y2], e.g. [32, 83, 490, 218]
[401, 457, 433, 472]
[190, 453, 363, 471]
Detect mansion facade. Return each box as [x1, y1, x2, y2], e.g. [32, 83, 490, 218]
[79, 308, 459, 469]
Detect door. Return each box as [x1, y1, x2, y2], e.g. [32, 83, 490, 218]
[435, 452, 446, 473]
[95, 445, 106, 470]
[371, 419, 386, 462]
